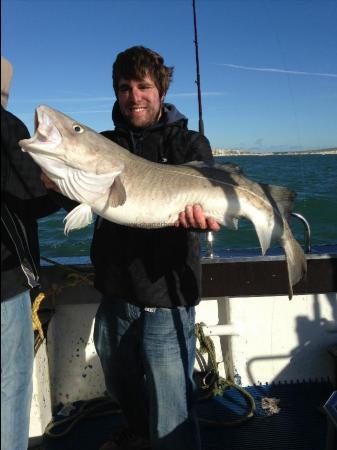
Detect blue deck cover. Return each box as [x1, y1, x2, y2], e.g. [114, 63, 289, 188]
[42, 380, 332, 450]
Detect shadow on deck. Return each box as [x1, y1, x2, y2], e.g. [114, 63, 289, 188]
[32, 381, 332, 450]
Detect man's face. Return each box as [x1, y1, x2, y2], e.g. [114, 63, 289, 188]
[117, 74, 163, 129]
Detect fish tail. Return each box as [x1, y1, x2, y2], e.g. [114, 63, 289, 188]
[281, 219, 307, 299]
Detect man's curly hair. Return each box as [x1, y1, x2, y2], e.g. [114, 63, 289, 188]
[113, 46, 174, 98]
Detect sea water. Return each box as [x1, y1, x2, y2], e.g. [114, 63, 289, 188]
[38, 154, 337, 259]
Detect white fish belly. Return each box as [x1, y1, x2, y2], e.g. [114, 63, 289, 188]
[93, 184, 233, 229]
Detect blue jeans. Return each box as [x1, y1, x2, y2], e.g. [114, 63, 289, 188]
[94, 298, 201, 450]
[1, 290, 34, 450]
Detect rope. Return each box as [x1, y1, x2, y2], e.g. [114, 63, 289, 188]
[44, 322, 256, 438]
[32, 292, 46, 340]
[31, 256, 95, 341]
[33, 257, 255, 433]
[195, 322, 225, 397]
[40, 255, 94, 283]
[44, 397, 121, 439]
[195, 322, 256, 426]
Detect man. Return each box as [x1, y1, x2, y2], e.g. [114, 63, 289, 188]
[92, 46, 219, 450]
[1, 57, 59, 450]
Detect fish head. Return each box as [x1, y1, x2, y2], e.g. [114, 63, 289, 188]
[19, 105, 124, 177]
[19, 105, 126, 206]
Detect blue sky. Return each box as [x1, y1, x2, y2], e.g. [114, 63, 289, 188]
[2, 0, 337, 152]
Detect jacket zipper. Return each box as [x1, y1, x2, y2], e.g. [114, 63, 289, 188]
[1, 206, 39, 288]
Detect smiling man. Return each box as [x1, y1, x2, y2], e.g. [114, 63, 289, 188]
[117, 76, 163, 128]
[92, 46, 219, 450]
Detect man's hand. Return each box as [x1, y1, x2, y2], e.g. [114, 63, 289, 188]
[174, 204, 221, 231]
[41, 172, 60, 192]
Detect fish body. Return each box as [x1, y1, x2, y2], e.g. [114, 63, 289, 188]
[19, 105, 307, 298]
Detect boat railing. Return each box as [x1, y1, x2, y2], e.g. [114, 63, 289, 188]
[205, 231, 214, 258]
[291, 212, 312, 253]
[204, 211, 312, 258]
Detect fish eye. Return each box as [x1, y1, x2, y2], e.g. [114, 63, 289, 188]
[73, 124, 84, 133]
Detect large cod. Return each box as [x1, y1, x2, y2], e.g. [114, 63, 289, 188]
[19, 105, 307, 298]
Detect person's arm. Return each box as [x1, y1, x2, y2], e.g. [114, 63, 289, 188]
[1, 107, 60, 219]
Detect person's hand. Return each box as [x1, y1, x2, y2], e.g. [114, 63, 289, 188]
[41, 172, 60, 192]
[174, 204, 221, 231]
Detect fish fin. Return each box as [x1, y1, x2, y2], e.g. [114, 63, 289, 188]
[181, 161, 212, 168]
[51, 168, 119, 205]
[261, 184, 296, 219]
[63, 204, 93, 235]
[109, 176, 126, 207]
[212, 162, 243, 174]
[182, 160, 244, 174]
[224, 215, 239, 230]
[281, 219, 307, 299]
[254, 221, 273, 255]
[249, 209, 280, 255]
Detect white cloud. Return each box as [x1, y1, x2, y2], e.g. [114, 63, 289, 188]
[218, 63, 337, 79]
[167, 91, 227, 98]
[10, 96, 114, 104]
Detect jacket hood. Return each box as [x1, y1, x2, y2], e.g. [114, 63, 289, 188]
[112, 101, 188, 131]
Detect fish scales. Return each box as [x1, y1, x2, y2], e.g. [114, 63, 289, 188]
[19, 105, 307, 298]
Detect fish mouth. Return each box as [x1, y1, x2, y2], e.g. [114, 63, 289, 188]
[21, 106, 62, 153]
[34, 107, 62, 148]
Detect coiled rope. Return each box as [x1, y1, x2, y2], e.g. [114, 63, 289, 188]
[44, 322, 256, 438]
[44, 397, 121, 439]
[195, 322, 256, 426]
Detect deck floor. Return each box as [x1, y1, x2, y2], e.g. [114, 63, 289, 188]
[33, 381, 333, 450]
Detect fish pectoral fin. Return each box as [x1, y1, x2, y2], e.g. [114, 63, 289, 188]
[63, 204, 93, 235]
[109, 176, 126, 207]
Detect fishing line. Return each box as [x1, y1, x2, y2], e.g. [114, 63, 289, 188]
[262, 0, 304, 154]
[262, 0, 308, 244]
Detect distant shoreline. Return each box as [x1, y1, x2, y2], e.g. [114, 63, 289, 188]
[212, 148, 337, 156]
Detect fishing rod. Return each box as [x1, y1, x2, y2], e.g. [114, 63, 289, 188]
[192, 0, 204, 136]
[192, 0, 214, 256]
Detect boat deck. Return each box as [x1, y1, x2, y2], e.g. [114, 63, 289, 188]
[29, 246, 336, 449]
[31, 381, 333, 450]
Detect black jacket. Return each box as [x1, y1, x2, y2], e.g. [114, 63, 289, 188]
[90, 103, 213, 307]
[1, 107, 59, 301]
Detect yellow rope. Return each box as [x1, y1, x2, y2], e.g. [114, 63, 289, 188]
[66, 272, 94, 287]
[31, 259, 95, 341]
[32, 292, 46, 339]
